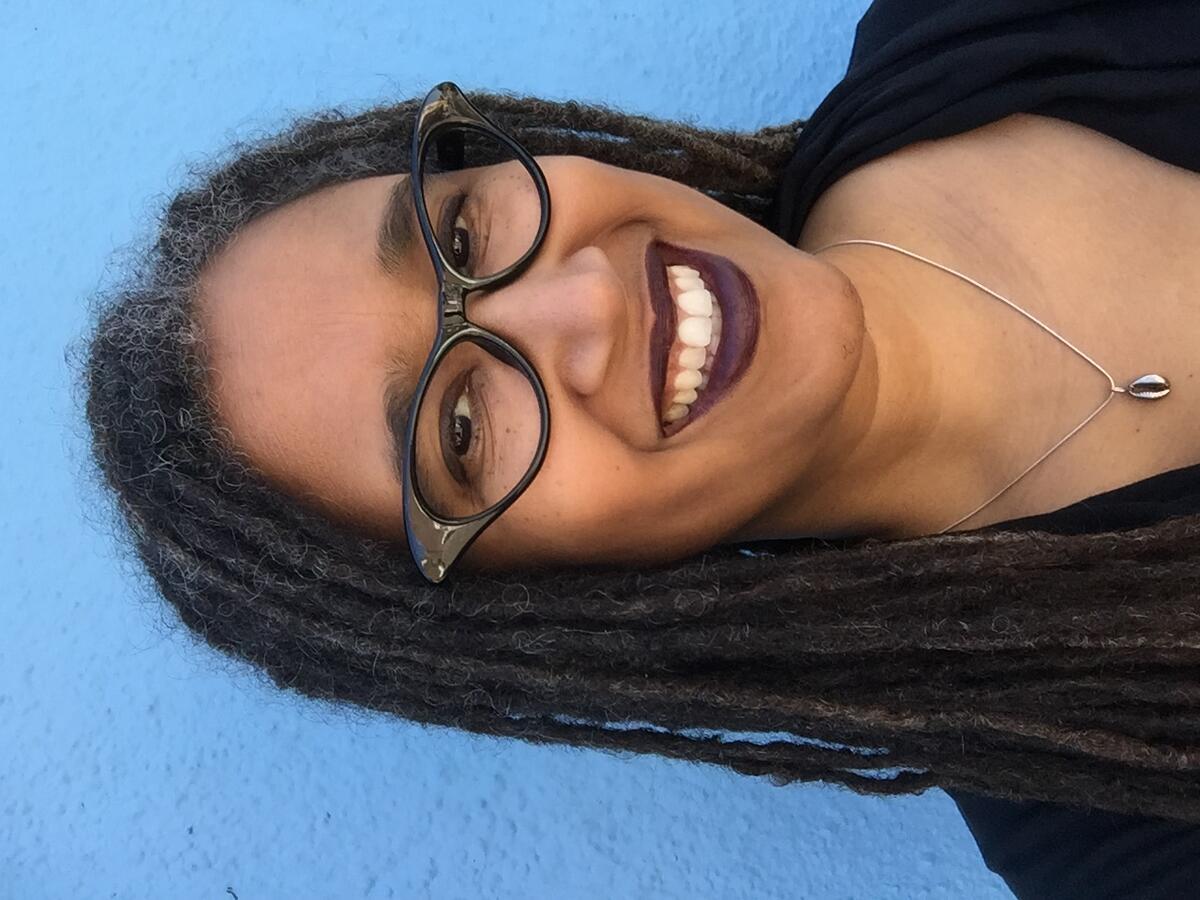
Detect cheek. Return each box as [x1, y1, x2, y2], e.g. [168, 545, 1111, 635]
[462, 441, 738, 570]
[466, 456, 633, 567]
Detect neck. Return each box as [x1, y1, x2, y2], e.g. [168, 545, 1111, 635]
[738, 236, 1070, 542]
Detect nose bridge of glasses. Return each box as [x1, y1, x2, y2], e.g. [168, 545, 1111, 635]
[461, 274, 526, 341]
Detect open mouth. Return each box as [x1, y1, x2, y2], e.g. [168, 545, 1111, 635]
[644, 239, 760, 437]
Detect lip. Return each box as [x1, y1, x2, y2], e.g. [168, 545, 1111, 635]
[644, 239, 760, 436]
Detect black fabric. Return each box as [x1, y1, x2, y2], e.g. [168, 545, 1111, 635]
[979, 461, 1200, 536]
[765, 0, 1200, 245]
[763, 1, 1200, 897]
[950, 793, 1200, 900]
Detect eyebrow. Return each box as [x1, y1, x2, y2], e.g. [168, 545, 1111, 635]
[376, 173, 418, 278]
[384, 369, 413, 491]
[377, 174, 423, 490]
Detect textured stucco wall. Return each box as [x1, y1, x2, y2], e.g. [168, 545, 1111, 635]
[1, 1, 1014, 897]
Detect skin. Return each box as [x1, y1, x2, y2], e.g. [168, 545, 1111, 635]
[197, 152, 1046, 572]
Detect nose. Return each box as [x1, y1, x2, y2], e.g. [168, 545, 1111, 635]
[465, 245, 625, 399]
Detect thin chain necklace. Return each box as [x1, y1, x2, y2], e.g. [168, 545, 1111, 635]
[811, 239, 1172, 534]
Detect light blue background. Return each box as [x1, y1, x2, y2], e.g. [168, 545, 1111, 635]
[2, 1, 1013, 897]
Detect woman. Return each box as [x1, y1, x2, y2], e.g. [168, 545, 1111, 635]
[82, 0, 1200, 896]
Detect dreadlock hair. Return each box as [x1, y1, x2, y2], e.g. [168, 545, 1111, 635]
[78, 86, 1200, 824]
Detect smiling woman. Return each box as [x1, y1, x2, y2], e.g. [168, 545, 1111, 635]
[192, 87, 879, 582]
[80, 52, 1200, 870]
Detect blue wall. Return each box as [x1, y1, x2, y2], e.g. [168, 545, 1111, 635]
[2, 2, 1013, 897]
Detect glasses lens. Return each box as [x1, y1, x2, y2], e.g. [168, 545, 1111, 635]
[413, 337, 542, 520]
[420, 125, 542, 280]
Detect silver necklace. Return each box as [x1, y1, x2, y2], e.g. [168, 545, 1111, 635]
[811, 239, 1172, 534]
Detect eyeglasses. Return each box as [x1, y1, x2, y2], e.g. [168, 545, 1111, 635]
[402, 81, 553, 583]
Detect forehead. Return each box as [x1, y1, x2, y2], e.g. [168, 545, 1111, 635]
[195, 174, 431, 536]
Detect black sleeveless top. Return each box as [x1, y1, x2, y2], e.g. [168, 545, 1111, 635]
[764, 1, 1200, 896]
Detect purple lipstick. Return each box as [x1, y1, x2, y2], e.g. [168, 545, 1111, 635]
[644, 239, 760, 437]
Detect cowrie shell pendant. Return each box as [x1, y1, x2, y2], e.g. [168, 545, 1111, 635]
[1126, 373, 1171, 400]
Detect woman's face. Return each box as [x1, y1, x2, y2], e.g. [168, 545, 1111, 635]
[197, 154, 867, 570]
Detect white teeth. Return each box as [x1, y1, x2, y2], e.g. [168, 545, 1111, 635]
[677, 315, 712, 348]
[673, 276, 705, 292]
[662, 263, 723, 430]
[676, 289, 713, 317]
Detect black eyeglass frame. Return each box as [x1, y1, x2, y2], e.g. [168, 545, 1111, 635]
[402, 81, 553, 584]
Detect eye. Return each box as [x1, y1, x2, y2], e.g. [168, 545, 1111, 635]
[449, 384, 473, 456]
[439, 191, 473, 274]
[439, 371, 481, 488]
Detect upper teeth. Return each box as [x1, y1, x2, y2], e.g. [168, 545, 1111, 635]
[663, 264, 722, 428]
